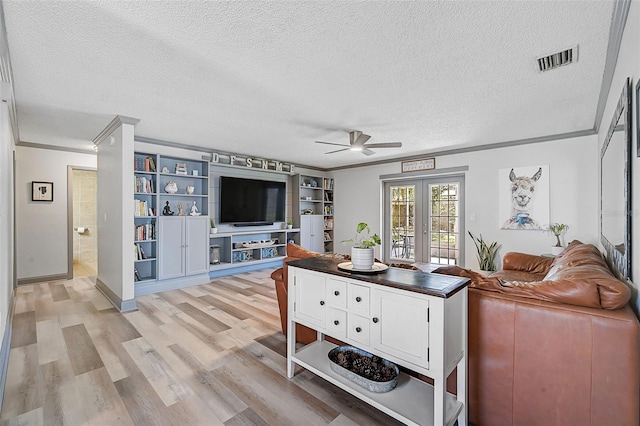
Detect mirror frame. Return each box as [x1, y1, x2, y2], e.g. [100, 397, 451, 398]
[600, 77, 632, 281]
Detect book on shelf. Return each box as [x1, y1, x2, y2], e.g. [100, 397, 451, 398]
[134, 199, 150, 217]
[147, 157, 156, 172]
[175, 162, 188, 175]
[134, 176, 155, 193]
[134, 268, 141, 282]
[325, 217, 334, 229]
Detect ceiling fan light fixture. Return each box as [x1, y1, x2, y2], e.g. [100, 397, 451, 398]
[350, 146, 363, 152]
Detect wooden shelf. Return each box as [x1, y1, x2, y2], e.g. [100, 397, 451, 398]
[293, 340, 462, 426]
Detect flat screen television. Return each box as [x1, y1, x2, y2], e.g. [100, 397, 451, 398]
[219, 176, 286, 226]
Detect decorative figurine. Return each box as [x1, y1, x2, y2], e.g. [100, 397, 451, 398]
[162, 201, 174, 216]
[177, 202, 185, 216]
[190, 201, 201, 216]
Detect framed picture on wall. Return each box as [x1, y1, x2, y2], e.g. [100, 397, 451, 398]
[32, 181, 53, 202]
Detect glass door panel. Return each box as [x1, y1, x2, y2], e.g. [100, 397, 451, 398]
[384, 176, 464, 265]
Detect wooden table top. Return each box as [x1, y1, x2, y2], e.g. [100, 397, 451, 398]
[288, 257, 469, 298]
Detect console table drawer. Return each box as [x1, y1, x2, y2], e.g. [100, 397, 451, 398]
[326, 308, 347, 338]
[348, 283, 370, 316]
[327, 278, 347, 308]
[348, 313, 370, 346]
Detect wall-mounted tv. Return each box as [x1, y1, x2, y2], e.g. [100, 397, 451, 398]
[219, 176, 286, 226]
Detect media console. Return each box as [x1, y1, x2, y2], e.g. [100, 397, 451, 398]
[286, 257, 469, 426]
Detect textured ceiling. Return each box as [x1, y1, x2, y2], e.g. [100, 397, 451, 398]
[3, 1, 614, 169]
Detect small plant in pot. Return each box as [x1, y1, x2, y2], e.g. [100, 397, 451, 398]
[342, 222, 381, 270]
[286, 219, 294, 229]
[210, 218, 217, 234]
[468, 231, 500, 272]
[547, 223, 568, 255]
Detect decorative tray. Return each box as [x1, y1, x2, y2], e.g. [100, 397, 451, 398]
[328, 346, 399, 393]
[337, 261, 389, 274]
[240, 240, 275, 249]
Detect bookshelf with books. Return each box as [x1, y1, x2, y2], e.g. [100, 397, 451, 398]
[293, 174, 335, 253]
[134, 152, 158, 282]
[323, 177, 334, 253]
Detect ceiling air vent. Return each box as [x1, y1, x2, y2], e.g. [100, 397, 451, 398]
[536, 45, 578, 72]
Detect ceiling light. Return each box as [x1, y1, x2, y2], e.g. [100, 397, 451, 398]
[350, 146, 363, 152]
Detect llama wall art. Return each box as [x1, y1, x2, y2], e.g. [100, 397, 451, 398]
[499, 165, 549, 230]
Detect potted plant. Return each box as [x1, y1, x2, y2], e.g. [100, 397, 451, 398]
[342, 222, 381, 270]
[468, 231, 500, 272]
[548, 223, 568, 255]
[286, 219, 294, 229]
[210, 218, 217, 234]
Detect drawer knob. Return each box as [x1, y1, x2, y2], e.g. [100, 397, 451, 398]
[334, 290, 340, 296]
[334, 320, 339, 325]
[355, 327, 362, 333]
[319, 300, 325, 306]
[372, 317, 379, 323]
[355, 296, 362, 302]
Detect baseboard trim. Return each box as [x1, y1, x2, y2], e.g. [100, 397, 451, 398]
[17, 273, 68, 285]
[95, 278, 137, 312]
[0, 293, 15, 408]
[209, 260, 282, 279]
[134, 273, 211, 297]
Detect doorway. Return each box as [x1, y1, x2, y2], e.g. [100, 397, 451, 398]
[383, 175, 465, 265]
[68, 167, 97, 278]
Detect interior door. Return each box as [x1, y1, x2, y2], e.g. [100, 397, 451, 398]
[383, 176, 464, 265]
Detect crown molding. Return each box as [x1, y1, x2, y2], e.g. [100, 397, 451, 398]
[93, 115, 140, 146]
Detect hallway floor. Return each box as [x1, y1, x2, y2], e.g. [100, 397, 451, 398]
[72, 262, 96, 278]
[1, 270, 399, 425]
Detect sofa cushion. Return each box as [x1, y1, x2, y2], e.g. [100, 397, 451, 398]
[433, 241, 631, 310]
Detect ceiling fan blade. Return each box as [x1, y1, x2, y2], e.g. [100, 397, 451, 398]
[354, 133, 371, 146]
[325, 148, 351, 154]
[315, 141, 350, 147]
[362, 148, 375, 156]
[364, 142, 403, 148]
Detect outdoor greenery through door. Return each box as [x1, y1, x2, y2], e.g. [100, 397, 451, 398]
[385, 176, 464, 265]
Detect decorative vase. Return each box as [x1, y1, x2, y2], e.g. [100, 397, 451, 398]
[164, 181, 178, 194]
[551, 246, 564, 255]
[351, 247, 374, 270]
[185, 185, 195, 194]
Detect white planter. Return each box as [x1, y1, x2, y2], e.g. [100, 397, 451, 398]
[210, 228, 218, 234]
[551, 246, 564, 255]
[351, 247, 374, 270]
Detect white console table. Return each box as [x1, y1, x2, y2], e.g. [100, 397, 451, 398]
[286, 257, 469, 426]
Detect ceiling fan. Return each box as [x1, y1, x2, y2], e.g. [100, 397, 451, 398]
[315, 130, 402, 156]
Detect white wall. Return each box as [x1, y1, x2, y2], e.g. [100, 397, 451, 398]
[597, 0, 639, 314]
[0, 101, 15, 356]
[96, 120, 136, 303]
[333, 135, 598, 268]
[15, 146, 96, 280]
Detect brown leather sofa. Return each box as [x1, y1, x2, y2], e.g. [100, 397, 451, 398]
[436, 241, 639, 425]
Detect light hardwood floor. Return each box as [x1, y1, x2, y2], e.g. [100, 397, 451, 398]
[1, 269, 400, 425]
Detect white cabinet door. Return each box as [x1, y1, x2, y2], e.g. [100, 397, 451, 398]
[185, 216, 209, 275]
[293, 269, 326, 329]
[371, 288, 430, 368]
[300, 215, 324, 253]
[158, 216, 185, 279]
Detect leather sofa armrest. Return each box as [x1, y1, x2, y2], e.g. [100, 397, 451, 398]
[270, 268, 283, 282]
[502, 252, 554, 274]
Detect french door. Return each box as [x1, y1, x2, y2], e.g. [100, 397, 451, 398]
[383, 176, 464, 265]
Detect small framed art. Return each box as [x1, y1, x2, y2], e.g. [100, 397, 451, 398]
[32, 181, 53, 202]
